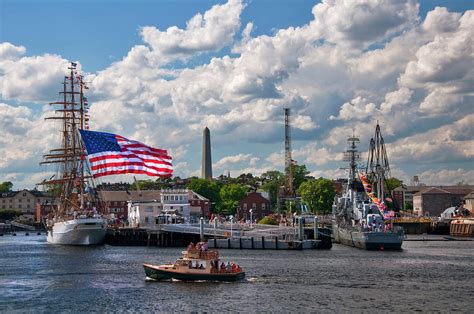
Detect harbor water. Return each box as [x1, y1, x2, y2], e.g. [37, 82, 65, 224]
[1, 234, 473, 312]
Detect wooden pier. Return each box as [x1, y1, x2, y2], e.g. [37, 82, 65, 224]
[105, 224, 332, 250]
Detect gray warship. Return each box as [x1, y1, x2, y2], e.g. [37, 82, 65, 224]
[332, 124, 404, 250]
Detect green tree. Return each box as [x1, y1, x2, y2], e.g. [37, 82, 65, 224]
[219, 183, 249, 215]
[261, 171, 284, 208]
[186, 178, 221, 211]
[132, 179, 157, 190]
[385, 177, 403, 192]
[258, 215, 279, 225]
[0, 181, 13, 193]
[0, 209, 21, 220]
[292, 164, 310, 191]
[297, 177, 336, 214]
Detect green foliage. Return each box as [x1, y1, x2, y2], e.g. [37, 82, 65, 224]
[0, 209, 21, 221]
[132, 179, 156, 190]
[385, 177, 403, 192]
[219, 183, 249, 215]
[297, 177, 336, 214]
[404, 202, 413, 210]
[261, 171, 284, 207]
[257, 215, 279, 225]
[46, 183, 62, 197]
[291, 164, 311, 191]
[0, 181, 13, 193]
[187, 178, 221, 211]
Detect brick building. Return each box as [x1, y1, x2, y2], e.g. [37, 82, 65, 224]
[99, 189, 210, 222]
[393, 185, 474, 211]
[236, 192, 271, 222]
[99, 190, 161, 220]
[413, 186, 474, 217]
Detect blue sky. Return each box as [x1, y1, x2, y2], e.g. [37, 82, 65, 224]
[0, 0, 473, 188]
[3, 0, 472, 71]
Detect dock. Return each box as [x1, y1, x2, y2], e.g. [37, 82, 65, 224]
[105, 217, 332, 249]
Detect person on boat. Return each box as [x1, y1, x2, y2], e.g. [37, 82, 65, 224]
[220, 262, 226, 272]
[187, 242, 194, 251]
[199, 264, 204, 269]
[226, 262, 231, 272]
[202, 242, 208, 252]
[231, 263, 237, 273]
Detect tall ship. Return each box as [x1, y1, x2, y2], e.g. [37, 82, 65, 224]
[40, 62, 107, 245]
[332, 124, 404, 250]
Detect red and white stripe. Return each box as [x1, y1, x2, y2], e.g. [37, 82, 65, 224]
[87, 136, 173, 178]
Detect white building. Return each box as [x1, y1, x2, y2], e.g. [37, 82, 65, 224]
[127, 189, 190, 228]
[160, 189, 190, 219]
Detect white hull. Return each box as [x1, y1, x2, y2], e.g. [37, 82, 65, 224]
[47, 217, 107, 245]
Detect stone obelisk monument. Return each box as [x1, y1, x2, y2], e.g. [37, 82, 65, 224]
[201, 127, 212, 179]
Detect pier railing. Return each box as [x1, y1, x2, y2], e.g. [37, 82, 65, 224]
[146, 222, 301, 239]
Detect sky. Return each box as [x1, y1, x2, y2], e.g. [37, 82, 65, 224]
[0, 0, 473, 189]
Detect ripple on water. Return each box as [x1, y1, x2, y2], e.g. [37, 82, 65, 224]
[0, 236, 473, 312]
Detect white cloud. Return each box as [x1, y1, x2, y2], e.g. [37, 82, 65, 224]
[0, 42, 26, 60]
[388, 114, 474, 163]
[0, 45, 70, 102]
[418, 168, 474, 185]
[1, 1, 473, 189]
[141, 0, 244, 63]
[330, 96, 378, 121]
[214, 153, 259, 169]
[308, 0, 419, 47]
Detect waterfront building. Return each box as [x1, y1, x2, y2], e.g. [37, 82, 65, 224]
[99, 190, 161, 220]
[464, 192, 474, 213]
[0, 190, 53, 221]
[393, 185, 474, 212]
[160, 189, 190, 221]
[201, 127, 213, 179]
[236, 192, 271, 222]
[188, 191, 211, 220]
[127, 189, 210, 227]
[412, 186, 474, 217]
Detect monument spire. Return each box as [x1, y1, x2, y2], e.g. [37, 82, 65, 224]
[201, 126, 212, 179]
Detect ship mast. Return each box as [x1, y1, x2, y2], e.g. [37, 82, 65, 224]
[366, 122, 391, 200]
[39, 62, 101, 216]
[342, 131, 361, 216]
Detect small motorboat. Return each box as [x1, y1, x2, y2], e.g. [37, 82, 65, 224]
[144, 242, 245, 282]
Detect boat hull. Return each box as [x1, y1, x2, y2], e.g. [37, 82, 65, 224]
[143, 264, 245, 282]
[333, 225, 404, 251]
[47, 218, 107, 245]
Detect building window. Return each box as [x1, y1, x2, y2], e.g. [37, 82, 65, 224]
[27, 204, 30, 208]
[243, 203, 247, 210]
[19, 205, 22, 208]
[27, 199, 30, 202]
[145, 206, 153, 212]
[23, 193, 26, 196]
[262, 203, 266, 210]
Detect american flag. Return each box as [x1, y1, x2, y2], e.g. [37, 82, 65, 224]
[79, 130, 173, 178]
